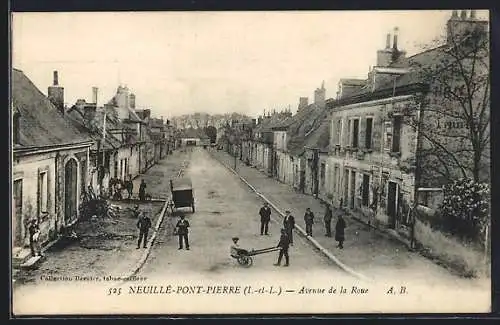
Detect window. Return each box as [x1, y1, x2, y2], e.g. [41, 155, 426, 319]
[347, 120, 352, 146]
[392, 116, 402, 153]
[384, 122, 393, 151]
[320, 163, 326, 189]
[365, 117, 373, 149]
[362, 174, 370, 206]
[38, 171, 48, 214]
[352, 119, 359, 148]
[335, 119, 342, 145]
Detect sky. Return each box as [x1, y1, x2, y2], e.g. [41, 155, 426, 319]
[12, 10, 489, 119]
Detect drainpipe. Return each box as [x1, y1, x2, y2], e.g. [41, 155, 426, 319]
[54, 151, 60, 233]
[410, 96, 425, 250]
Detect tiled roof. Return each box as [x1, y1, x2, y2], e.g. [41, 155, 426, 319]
[12, 68, 93, 150]
[150, 118, 164, 128]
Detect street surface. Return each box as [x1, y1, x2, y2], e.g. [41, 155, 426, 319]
[208, 150, 491, 290]
[141, 148, 344, 278]
[13, 148, 490, 314]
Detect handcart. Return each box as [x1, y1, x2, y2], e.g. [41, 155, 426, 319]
[169, 177, 195, 213]
[231, 246, 281, 267]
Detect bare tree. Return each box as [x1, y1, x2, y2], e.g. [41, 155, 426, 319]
[406, 22, 490, 185]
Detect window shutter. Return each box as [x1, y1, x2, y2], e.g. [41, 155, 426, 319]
[372, 113, 383, 152]
[359, 118, 366, 150]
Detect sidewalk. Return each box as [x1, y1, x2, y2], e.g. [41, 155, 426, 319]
[210, 151, 478, 286]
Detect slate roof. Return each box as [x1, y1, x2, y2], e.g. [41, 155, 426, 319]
[254, 113, 290, 133]
[12, 68, 93, 151]
[284, 104, 328, 156]
[65, 104, 125, 150]
[340, 78, 367, 86]
[179, 127, 209, 139]
[303, 118, 331, 153]
[330, 44, 450, 107]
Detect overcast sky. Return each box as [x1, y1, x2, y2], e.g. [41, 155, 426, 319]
[12, 10, 489, 118]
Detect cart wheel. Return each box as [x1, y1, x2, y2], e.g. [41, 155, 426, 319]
[237, 256, 253, 267]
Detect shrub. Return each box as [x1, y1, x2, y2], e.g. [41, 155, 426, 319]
[440, 178, 490, 246]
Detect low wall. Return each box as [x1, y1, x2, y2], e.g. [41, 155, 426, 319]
[414, 215, 488, 278]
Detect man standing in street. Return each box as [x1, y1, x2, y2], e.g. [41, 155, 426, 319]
[28, 218, 42, 257]
[136, 211, 152, 249]
[126, 174, 134, 199]
[274, 228, 290, 267]
[335, 212, 347, 249]
[176, 215, 190, 250]
[259, 202, 272, 235]
[304, 208, 315, 237]
[324, 204, 333, 237]
[131, 205, 141, 219]
[283, 210, 295, 246]
[139, 179, 147, 201]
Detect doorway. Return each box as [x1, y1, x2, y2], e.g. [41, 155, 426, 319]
[350, 170, 356, 209]
[64, 159, 78, 223]
[13, 179, 23, 246]
[387, 181, 398, 229]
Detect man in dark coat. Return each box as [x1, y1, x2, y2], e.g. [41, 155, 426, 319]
[176, 215, 190, 250]
[274, 228, 290, 267]
[136, 212, 152, 249]
[304, 208, 314, 237]
[139, 179, 147, 201]
[28, 218, 42, 257]
[132, 205, 141, 219]
[259, 202, 272, 235]
[283, 210, 295, 246]
[324, 204, 333, 237]
[335, 213, 347, 249]
[126, 175, 134, 199]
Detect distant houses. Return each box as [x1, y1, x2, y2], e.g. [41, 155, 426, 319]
[12, 69, 174, 265]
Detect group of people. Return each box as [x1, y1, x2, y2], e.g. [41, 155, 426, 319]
[134, 205, 191, 251]
[109, 177, 149, 202]
[257, 202, 347, 267]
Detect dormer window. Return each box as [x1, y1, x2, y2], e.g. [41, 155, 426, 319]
[13, 108, 20, 145]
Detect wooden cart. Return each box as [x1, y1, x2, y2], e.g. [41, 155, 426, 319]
[169, 177, 195, 213]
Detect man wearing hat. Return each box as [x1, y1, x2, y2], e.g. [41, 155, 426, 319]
[175, 215, 190, 250]
[259, 202, 272, 235]
[230, 237, 248, 257]
[283, 210, 295, 246]
[274, 228, 290, 267]
[136, 211, 152, 249]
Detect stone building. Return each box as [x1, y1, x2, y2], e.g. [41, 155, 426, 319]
[12, 69, 93, 265]
[327, 10, 489, 249]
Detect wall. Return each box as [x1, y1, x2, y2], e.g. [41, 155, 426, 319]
[328, 95, 418, 231]
[13, 152, 56, 248]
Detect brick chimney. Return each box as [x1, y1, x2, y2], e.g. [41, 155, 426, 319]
[298, 97, 309, 110]
[446, 9, 488, 45]
[48, 70, 65, 114]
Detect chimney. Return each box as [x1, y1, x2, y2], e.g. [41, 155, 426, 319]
[92, 87, 98, 105]
[53, 71, 59, 86]
[48, 70, 64, 114]
[460, 10, 467, 20]
[386, 33, 391, 48]
[392, 27, 399, 50]
[83, 103, 97, 127]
